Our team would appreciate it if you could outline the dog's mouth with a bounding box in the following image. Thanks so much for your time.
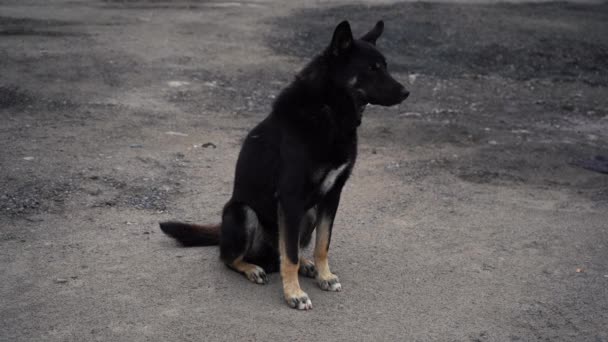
[368,87,410,106]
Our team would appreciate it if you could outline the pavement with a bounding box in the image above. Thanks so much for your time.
[1,0,607,341]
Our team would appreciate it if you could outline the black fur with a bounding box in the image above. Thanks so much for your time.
[160,19,409,291]
[159,222,220,246]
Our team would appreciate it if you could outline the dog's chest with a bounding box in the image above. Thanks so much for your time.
[315,163,350,195]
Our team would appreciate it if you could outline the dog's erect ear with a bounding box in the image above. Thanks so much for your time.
[360,20,384,45]
[330,20,354,56]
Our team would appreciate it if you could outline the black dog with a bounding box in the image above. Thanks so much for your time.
[160,20,409,310]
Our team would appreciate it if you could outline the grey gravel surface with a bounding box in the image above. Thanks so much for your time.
[1,1,607,341]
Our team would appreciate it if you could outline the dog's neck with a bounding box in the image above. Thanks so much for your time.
[295,55,364,128]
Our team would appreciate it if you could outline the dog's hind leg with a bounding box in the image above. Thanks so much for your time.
[220,202,268,284]
[228,255,268,284]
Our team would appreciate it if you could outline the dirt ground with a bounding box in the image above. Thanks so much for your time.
[1,0,607,341]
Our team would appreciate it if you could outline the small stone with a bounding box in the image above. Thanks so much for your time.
[55,278,68,284]
[23,156,34,161]
[488,140,498,145]
[202,142,217,148]
[88,189,102,196]
[561,103,575,111]
[167,81,190,87]
[165,131,188,137]
[399,112,421,118]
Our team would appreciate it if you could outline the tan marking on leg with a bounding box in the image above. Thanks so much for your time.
[280,256,302,299]
[278,209,312,309]
[314,216,341,291]
[229,256,267,284]
[314,216,331,278]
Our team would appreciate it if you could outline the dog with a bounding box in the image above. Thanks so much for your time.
[160,20,409,310]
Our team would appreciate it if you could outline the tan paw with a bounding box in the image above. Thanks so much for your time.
[244,266,268,284]
[285,291,313,310]
[317,274,341,292]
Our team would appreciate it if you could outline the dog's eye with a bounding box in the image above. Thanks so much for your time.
[369,63,381,71]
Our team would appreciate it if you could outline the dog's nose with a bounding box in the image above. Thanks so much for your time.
[400,87,410,100]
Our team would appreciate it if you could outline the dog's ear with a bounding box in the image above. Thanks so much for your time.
[360,20,384,45]
[330,20,354,56]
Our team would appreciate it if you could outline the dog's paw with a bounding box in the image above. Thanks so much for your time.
[317,274,341,292]
[285,292,313,310]
[299,259,318,278]
[244,266,268,285]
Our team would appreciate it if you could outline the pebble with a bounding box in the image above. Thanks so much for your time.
[55,278,68,284]
[165,131,188,137]
[167,81,190,87]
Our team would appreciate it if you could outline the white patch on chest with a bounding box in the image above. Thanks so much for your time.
[319,163,349,195]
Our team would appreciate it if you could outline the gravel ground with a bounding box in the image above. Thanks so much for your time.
[1,0,607,341]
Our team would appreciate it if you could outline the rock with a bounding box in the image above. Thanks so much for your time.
[55,278,68,284]
[165,131,188,137]
[561,103,575,111]
[167,81,190,87]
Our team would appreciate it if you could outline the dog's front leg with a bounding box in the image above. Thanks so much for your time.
[278,202,312,310]
[315,185,343,292]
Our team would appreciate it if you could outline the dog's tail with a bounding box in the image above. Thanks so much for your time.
[159,222,220,246]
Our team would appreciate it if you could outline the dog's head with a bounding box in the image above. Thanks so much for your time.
[326,20,409,107]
